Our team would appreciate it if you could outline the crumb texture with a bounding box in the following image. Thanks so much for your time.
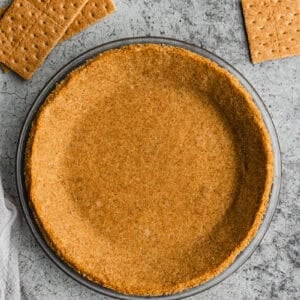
[26,44,274,296]
[0,6,7,18]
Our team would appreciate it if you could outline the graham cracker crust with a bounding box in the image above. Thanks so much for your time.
[25,44,274,296]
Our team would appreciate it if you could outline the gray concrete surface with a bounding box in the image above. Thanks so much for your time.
[0,0,299,299]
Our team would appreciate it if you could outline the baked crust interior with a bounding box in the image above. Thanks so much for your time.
[26,44,274,296]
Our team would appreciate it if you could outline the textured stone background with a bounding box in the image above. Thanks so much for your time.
[0,0,299,299]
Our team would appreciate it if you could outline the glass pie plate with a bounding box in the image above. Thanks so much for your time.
[16,37,281,299]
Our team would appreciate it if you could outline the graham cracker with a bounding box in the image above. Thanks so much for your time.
[0,6,9,74]
[0,0,89,79]
[0,0,115,74]
[242,0,300,63]
[62,0,116,41]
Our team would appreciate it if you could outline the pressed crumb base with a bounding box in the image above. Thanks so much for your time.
[26,44,274,296]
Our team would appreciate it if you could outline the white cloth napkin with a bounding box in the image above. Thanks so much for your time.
[0,176,20,300]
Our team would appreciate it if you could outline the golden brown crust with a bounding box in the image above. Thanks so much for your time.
[26,44,274,295]
[0,6,7,18]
